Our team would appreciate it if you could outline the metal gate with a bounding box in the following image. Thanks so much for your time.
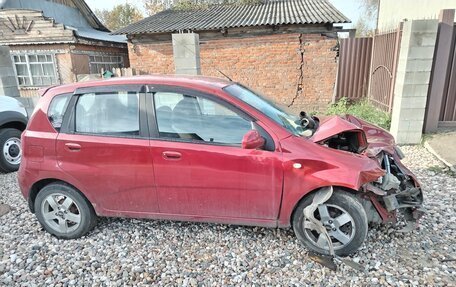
[368,23,403,113]
[438,24,456,126]
[335,37,373,101]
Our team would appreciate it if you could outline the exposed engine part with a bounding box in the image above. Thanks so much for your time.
[299,111,319,130]
[365,183,387,196]
[381,174,401,191]
[359,196,383,223]
[321,131,367,154]
[296,111,320,137]
[383,187,423,211]
[383,194,399,211]
[365,152,425,230]
[380,155,401,191]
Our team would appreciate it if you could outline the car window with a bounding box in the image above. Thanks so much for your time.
[224,84,305,136]
[154,92,252,145]
[48,93,71,131]
[75,92,139,136]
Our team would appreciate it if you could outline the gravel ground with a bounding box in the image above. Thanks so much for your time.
[1,145,455,286]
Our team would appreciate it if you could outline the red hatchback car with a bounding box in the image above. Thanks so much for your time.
[18,75,424,256]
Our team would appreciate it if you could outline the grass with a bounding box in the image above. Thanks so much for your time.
[326,98,391,130]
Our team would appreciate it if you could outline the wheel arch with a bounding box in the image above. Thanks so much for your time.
[289,185,359,227]
[0,121,27,132]
[28,178,94,213]
[0,111,28,131]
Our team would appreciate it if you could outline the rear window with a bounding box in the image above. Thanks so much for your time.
[48,93,71,131]
[75,92,139,136]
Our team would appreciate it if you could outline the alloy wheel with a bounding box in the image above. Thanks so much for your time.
[303,204,356,250]
[40,193,81,233]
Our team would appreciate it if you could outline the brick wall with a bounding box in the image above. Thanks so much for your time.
[129,42,174,75]
[128,33,338,112]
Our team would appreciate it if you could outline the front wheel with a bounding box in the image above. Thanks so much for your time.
[292,190,368,256]
[34,183,97,239]
[0,128,22,173]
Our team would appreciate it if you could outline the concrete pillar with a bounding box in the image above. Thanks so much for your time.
[0,46,20,98]
[390,19,439,144]
[172,33,201,75]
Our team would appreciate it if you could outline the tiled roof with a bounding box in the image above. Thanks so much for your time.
[113,0,350,35]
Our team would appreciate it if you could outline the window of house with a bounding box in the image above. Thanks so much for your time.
[89,55,123,74]
[13,54,57,87]
[154,92,252,145]
[75,92,139,136]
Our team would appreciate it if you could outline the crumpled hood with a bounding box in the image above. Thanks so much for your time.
[311,114,396,156]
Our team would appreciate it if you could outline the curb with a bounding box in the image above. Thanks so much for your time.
[424,141,456,172]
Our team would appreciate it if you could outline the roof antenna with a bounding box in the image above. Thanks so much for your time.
[215,69,233,82]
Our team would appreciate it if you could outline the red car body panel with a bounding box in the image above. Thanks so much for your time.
[55,133,158,213]
[310,115,364,143]
[18,75,405,229]
[277,135,385,226]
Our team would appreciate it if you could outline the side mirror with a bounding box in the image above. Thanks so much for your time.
[242,130,265,150]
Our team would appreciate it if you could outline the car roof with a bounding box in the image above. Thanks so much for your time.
[44,74,234,97]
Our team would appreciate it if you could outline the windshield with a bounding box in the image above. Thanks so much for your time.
[224,84,306,136]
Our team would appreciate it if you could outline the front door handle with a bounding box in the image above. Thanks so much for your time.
[65,143,81,152]
[162,151,182,160]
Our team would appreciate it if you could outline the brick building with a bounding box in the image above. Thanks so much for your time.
[114,0,349,112]
[0,0,128,99]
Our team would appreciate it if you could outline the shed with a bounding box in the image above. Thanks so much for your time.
[114,0,349,111]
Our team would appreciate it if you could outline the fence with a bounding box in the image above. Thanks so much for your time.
[439,25,456,126]
[438,23,456,125]
[368,23,403,113]
[335,24,402,112]
[424,10,456,131]
[335,37,373,101]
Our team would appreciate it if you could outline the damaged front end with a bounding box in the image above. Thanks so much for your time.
[363,150,425,230]
[310,114,425,230]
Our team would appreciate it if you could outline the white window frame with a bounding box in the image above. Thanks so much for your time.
[11,53,58,87]
[89,55,123,74]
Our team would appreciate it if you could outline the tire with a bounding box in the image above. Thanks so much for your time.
[0,128,22,173]
[34,183,97,239]
[292,190,368,256]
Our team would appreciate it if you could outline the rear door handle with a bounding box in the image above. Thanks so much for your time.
[65,143,81,152]
[162,151,182,160]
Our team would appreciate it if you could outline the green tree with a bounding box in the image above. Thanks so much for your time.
[95,3,144,31]
[355,17,375,37]
[143,0,169,16]
[355,0,379,36]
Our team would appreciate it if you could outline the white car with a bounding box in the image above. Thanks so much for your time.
[0,96,28,172]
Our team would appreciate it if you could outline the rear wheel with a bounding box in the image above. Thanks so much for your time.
[0,128,22,173]
[34,183,97,239]
[292,190,368,256]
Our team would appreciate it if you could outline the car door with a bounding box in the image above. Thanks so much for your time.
[147,87,283,222]
[56,85,159,214]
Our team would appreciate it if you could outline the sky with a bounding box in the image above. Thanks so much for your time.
[85,0,364,29]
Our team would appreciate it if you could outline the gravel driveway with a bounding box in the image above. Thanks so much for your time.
[1,146,455,286]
